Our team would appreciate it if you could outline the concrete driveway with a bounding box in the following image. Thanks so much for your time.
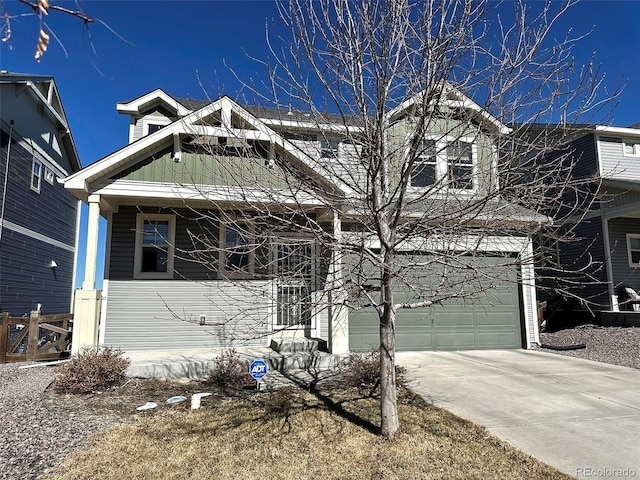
[397,350,640,479]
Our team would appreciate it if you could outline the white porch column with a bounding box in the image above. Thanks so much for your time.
[328,211,349,354]
[82,195,101,290]
[72,194,102,354]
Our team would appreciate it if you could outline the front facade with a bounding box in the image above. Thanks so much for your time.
[538,126,640,314]
[65,88,543,355]
[0,73,81,316]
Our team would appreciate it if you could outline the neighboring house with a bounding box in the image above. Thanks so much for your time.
[536,125,640,316]
[0,72,81,316]
[64,88,544,355]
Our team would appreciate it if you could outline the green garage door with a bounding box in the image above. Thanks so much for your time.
[348,256,522,351]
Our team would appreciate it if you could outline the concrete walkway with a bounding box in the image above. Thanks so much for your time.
[397,350,640,479]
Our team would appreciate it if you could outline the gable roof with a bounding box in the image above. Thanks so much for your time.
[387,84,511,135]
[64,95,351,201]
[0,71,81,173]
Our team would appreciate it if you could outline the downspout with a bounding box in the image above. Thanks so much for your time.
[0,120,15,246]
[70,199,82,313]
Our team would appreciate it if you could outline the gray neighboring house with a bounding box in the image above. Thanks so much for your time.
[64,88,544,355]
[0,72,82,316]
[537,124,640,317]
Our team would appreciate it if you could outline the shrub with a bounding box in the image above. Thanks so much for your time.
[53,346,130,394]
[261,386,299,417]
[205,349,252,389]
[343,351,406,390]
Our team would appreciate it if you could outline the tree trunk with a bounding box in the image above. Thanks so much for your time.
[379,268,400,439]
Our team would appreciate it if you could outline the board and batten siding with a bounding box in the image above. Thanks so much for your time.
[598,136,640,180]
[103,280,275,351]
[607,217,640,293]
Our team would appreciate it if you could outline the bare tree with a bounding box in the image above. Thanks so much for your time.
[119,0,618,439]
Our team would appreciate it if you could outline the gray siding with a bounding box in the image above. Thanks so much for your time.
[0,128,78,315]
[607,217,640,293]
[557,219,609,308]
[0,229,75,315]
[103,280,274,351]
[599,136,640,180]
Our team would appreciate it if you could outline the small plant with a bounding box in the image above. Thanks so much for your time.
[53,346,130,394]
[205,349,252,389]
[343,351,406,391]
[261,386,303,417]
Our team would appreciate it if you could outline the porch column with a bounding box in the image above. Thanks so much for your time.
[82,195,101,290]
[328,210,349,354]
[72,194,102,354]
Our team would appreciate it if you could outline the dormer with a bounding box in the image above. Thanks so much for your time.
[116,89,194,144]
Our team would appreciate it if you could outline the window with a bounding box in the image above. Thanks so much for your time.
[410,137,476,190]
[134,214,175,279]
[411,140,437,187]
[447,141,474,190]
[627,234,640,267]
[623,142,640,156]
[44,167,55,185]
[220,221,254,278]
[320,137,341,159]
[30,160,42,193]
[147,124,164,134]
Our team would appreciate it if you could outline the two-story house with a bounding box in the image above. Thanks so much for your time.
[0,72,81,316]
[64,87,545,355]
[536,124,640,323]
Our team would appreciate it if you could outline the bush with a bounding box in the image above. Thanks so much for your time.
[54,346,130,394]
[205,349,252,389]
[261,386,299,417]
[343,351,406,390]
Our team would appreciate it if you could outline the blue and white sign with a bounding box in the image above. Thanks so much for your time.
[249,359,268,380]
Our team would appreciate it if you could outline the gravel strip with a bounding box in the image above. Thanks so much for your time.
[0,363,120,480]
[538,325,640,369]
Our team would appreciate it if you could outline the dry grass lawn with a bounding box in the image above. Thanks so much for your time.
[49,386,573,480]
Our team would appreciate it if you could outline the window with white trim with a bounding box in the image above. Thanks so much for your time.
[134,214,175,279]
[623,141,640,156]
[31,159,42,193]
[220,221,255,278]
[44,167,55,185]
[410,137,476,190]
[627,234,640,267]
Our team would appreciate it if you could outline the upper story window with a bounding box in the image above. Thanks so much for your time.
[44,167,55,185]
[623,141,640,156]
[134,214,175,279]
[320,137,341,159]
[147,124,164,134]
[627,234,640,267]
[31,159,42,193]
[220,220,255,278]
[411,137,476,191]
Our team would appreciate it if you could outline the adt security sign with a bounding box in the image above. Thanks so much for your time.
[249,359,268,380]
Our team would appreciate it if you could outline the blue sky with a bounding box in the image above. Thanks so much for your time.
[1,0,639,288]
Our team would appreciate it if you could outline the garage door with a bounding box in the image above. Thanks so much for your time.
[348,256,522,351]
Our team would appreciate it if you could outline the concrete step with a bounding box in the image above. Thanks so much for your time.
[269,337,328,353]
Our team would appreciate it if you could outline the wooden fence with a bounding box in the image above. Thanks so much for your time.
[0,311,72,364]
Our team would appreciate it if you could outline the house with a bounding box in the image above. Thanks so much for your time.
[64,87,545,355]
[0,72,81,316]
[535,124,640,321]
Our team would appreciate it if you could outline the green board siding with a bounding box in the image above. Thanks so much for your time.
[349,257,522,351]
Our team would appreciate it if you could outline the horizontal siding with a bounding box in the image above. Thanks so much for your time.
[607,217,640,293]
[556,219,610,308]
[0,229,74,315]
[599,136,640,180]
[603,186,640,210]
[0,130,78,246]
[569,134,598,178]
[103,280,275,351]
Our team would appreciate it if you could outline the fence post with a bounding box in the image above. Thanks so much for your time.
[0,312,8,364]
[26,311,40,362]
